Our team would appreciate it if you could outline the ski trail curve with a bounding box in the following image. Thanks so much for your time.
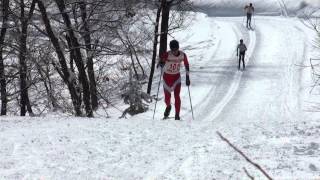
[206,29,256,121]
[144,20,258,179]
[193,20,257,123]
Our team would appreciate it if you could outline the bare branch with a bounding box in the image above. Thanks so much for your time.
[243,167,255,180]
[216,131,273,180]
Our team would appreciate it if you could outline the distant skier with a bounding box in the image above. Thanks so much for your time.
[237,39,247,70]
[158,40,190,120]
[244,3,254,28]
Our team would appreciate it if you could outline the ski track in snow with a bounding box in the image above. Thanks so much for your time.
[1,15,320,179]
[202,21,256,122]
[145,17,317,179]
[144,18,258,179]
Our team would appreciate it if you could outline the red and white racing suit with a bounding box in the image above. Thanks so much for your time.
[160,50,189,115]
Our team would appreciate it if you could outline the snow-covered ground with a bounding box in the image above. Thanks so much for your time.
[194,0,320,16]
[1,2,320,180]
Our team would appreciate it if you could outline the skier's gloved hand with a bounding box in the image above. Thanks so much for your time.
[157,61,165,69]
[186,75,190,86]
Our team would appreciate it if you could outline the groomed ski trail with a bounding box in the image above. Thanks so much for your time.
[144,18,257,178]
[145,16,312,179]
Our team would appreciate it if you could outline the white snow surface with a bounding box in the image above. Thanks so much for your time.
[1,5,320,180]
[193,0,320,16]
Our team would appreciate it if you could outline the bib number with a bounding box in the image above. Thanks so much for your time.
[167,63,180,73]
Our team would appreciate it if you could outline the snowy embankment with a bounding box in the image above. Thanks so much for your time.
[1,4,320,180]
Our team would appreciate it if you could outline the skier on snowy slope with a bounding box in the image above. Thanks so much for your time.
[244,3,254,28]
[158,40,190,120]
[237,39,247,70]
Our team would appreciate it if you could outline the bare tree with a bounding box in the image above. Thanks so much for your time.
[33,0,134,116]
[17,0,36,116]
[36,0,84,116]
[1,0,192,117]
[54,0,93,117]
[0,0,9,115]
[147,0,162,95]
[79,1,98,110]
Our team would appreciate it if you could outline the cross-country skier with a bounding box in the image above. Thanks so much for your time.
[237,39,247,70]
[244,3,254,28]
[158,40,190,120]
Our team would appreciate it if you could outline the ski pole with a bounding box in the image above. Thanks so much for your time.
[152,68,163,120]
[187,86,194,120]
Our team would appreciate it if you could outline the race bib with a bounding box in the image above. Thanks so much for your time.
[164,51,184,74]
[166,62,181,74]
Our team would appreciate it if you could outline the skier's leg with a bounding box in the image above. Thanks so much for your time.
[162,75,172,108]
[163,75,173,118]
[246,14,249,27]
[163,89,172,117]
[242,53,246,69]
[174,83,181,118]
[164,89,171,107]
[238,55,241,70]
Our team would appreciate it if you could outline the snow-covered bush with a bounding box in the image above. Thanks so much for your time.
[120,68,151,118]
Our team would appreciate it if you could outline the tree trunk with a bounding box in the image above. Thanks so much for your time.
[55,0,93,117]
[0,49,7,116]
[147,4,162,94]
[65,34,83,109]
[0,0,9,115]
[80,1,98,110]
[36,0,82,116]
[19,0,35,116]
[159,0,171,56]
[66,35,75,73]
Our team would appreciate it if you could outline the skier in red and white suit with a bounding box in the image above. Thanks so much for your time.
[158,40,190,120]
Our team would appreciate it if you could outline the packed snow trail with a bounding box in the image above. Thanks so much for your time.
[144,16,317,179]
[1,15,319,179]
